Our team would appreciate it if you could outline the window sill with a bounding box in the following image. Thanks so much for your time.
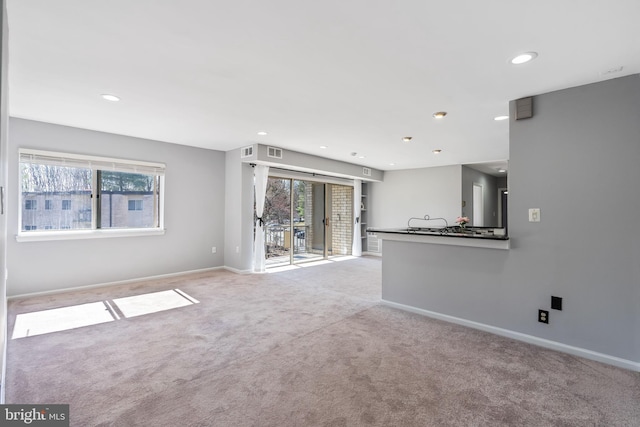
[16,228,166,242]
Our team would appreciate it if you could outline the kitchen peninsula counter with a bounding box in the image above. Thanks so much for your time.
[367,228,510,250]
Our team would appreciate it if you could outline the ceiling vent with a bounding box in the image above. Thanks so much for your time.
[267,146,283,159]
[240,146,253,158]
[515,97,533,120]
[362,167,372,177]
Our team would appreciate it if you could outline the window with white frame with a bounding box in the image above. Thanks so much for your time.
[19,149,165,236]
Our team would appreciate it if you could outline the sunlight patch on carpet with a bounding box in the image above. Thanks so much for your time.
[112,289,199,318]
[298,260,333,267]
[266,256,358,272]
[12,301,116,339]
[11,289,199,339]
[267,265,301,273]
[330,256,357,262]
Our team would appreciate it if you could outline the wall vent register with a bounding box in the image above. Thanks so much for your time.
[267,146,283,159]
[515,97,533,120]
[241,146,254,158]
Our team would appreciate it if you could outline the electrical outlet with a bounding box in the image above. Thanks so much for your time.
[538,309,549,324]
[212,247,217,254]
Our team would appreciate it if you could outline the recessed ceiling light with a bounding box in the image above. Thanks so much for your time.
[358,155,366,159]
[432,112,447,119]
[257,131,268,136]
[101,94,120,102]
[389,163,395,166]
[494,115,509,121]
[402,136,413,142]
[497,168,507,173]
[432,149,442,154]
[510,52,538,65]
[320,145,327,149]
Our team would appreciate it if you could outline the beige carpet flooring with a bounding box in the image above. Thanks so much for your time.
[6,256,640,426]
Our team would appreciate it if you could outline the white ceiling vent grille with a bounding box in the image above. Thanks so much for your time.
[240,146,253,158]
[362,167,372,177]
[267,146,283,159]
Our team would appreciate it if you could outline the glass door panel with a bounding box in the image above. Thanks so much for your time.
[264,177,291,267]
[293,180,325,264]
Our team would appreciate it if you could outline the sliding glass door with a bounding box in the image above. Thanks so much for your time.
[292,180,325,264]
[263,177,352,268]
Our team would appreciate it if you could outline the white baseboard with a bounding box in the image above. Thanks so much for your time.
[223,266,253,274]
[382,299,640,372]
[362,251,382,257]
[8,266,225,300]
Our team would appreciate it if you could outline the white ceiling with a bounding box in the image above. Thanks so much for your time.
[7,1,640,171]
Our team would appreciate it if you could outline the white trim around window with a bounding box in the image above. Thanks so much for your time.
[16,227,166,242]
[17,148,166,242]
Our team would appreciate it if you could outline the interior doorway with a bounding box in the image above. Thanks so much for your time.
[262,177,353,267]
[473,183,484,226]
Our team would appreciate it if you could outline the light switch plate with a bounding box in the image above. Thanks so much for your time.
[529,208,540,222]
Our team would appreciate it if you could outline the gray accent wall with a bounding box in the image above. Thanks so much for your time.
[7,118,226,296]
[380,74,640,363]
[507,74,639,363]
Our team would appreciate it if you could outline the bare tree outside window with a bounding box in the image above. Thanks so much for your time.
[20,163,92,231]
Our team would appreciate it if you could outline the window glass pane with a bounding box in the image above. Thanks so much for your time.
[127,200,143,211]
[20,163,92,231]
[99,171,158,229]
[264,177,291,266]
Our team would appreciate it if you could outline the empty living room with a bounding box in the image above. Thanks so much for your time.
[0,1,639,426]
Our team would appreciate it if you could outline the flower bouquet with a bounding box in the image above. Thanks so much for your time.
[455,216,470,230]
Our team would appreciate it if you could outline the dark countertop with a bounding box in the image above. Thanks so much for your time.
[367,227,509,241]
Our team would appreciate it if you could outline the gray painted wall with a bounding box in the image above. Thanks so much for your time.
[7,118,226,296]
[507,74,639,363]
[380,74,640,363]
[0,0,9,401]
[369,165,461,229]
[224,148,254,272]
[253,144,384,182]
